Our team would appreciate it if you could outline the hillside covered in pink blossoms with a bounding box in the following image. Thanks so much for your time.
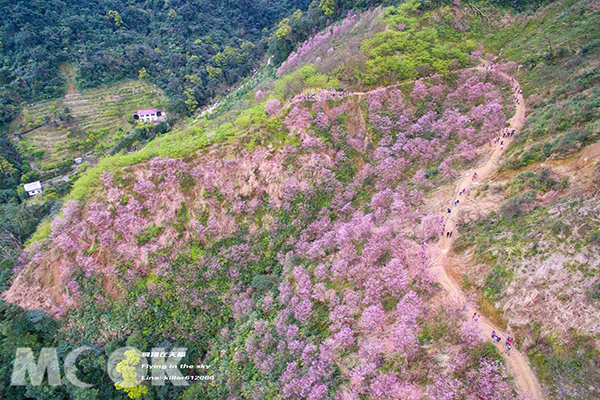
[6,62,526,398]
[8,0,599,398]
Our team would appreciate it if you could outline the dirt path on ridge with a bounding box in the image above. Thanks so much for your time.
[431,65,544,399]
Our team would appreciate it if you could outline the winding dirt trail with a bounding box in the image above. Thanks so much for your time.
[194,63,544,397]
[433,65,544,399]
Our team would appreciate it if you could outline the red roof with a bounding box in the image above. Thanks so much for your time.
[137,108,158,115]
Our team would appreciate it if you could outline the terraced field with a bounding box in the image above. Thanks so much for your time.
[11,79,166,168]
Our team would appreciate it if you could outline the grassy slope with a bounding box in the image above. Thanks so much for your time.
[479,0,600,169]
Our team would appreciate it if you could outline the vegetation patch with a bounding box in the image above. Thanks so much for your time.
[11,80,165,169]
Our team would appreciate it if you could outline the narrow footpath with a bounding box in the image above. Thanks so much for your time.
[433,64,544,399]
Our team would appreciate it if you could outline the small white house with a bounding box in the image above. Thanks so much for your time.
[24,181,43,197]
[134,108,166,124]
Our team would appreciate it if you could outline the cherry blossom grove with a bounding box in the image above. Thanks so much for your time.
[4,69,526,399]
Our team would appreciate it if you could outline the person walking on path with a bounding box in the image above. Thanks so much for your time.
[491,330,501,342]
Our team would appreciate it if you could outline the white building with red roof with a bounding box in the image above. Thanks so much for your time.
[134,108,166,124]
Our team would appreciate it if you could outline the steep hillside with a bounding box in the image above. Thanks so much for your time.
[1,1,598,399]
[445,1,600,398]
[1,3,537,398]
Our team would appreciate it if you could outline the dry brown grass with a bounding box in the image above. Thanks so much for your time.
[477,295,509,330]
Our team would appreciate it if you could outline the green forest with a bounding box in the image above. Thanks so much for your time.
[0,0,312,123]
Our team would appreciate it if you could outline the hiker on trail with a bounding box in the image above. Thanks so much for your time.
[446,231,450,237]
[450,231,453,237]
[492,331,501,342]
[473,172,478,179]
[505,338,512,355]
[454,200,459,206]
[447,208,451,213]
[472,312,479,321]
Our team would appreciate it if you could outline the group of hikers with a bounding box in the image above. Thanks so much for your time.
[502,128,517,138]
[443,185,470,229]
[444,120,515,222]
[514,83,523,105]
[467,316,517,356]
[492,330,516,356]
[494,128,517,149]
[437,63,523,361]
